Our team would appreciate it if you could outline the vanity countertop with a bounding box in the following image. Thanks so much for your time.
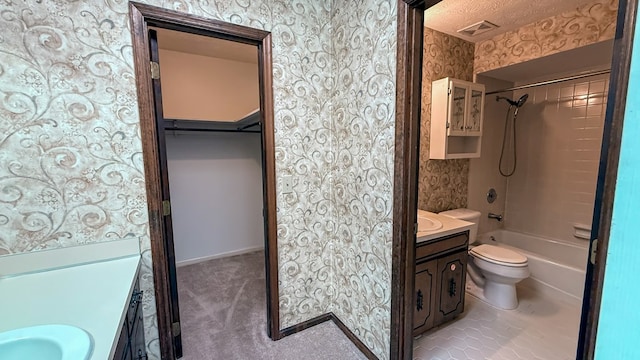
[0,239,141,360]
[416,210,473,243]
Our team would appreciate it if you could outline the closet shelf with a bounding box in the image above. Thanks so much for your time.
[163,109,261,133]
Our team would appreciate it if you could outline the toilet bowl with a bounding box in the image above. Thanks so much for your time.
[439,209,530,310]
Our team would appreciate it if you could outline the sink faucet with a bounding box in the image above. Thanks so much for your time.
[488,212,503,221]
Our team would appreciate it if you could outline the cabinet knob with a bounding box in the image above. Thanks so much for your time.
[416,290,424,311]
[137,349,148,360]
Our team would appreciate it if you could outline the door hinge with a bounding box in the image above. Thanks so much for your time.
[172,321,181,337]
[590,238,598,265]
[162,200,171,216]
[150,61,160,79]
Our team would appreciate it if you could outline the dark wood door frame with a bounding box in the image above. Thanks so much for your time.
[129,3,279,359]
[578,0,637,358]
[391,1,637,359]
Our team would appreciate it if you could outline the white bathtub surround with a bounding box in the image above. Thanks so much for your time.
[414,283,581,360]
[505,77,608,246]
[479,230,588,301]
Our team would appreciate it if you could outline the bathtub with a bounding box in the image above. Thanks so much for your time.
[478,230,589,301]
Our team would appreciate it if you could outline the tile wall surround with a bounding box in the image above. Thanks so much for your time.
[503,75,608,246]
[474,0,618,74]
[467,76,511,236]
[418,28,475,213]
[0,1,397,359]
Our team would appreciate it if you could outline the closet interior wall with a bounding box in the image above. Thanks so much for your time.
[157,29,264,266]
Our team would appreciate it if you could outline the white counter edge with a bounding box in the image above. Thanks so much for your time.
[0,238,140,277]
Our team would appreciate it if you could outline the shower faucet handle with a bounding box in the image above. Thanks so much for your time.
[488,213,503,222]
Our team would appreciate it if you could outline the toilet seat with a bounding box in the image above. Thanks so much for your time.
[470,244,528,267]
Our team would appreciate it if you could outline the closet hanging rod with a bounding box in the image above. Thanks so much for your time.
[485,69,611,95]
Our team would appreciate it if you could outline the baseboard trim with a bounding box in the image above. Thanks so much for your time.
[329,313,378,360]
[279,313,332,337]
[278,312,378,359]
[176,246,263,267]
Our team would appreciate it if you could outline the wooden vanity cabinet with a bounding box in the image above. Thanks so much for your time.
[113,277,147,360]
[413,261,437,332]
[414,231,468,336]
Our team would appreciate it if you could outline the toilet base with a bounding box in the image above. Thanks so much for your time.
[484,281,518,310]
[466,276,519,310]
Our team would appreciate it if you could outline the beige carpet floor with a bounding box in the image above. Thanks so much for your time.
[176,251,367,360]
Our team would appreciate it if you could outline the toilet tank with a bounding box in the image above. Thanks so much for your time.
[439,208,481,244]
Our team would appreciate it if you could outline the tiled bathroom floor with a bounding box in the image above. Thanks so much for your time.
[413,281,582,360]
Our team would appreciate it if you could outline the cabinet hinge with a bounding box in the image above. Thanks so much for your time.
[150,61,160,79]
[162,200,171,216]
[590,238,598,265]
[172,321,181,337]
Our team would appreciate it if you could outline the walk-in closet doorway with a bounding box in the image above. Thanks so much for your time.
[130,3,279,359]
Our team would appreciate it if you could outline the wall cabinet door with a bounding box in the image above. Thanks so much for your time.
[434,251,467,326]
[413,260,437,335]
[448,83,468,136]
[444,79,485,137]
[466,84,484,135]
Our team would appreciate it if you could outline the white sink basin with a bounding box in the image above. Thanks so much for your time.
[418,215,443,232]
[0,325,93,360]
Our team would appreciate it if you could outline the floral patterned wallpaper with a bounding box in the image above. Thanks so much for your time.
[418,28,474,213]
[0,1,397,359]
[330,1,397,358]
[474,0,618,74]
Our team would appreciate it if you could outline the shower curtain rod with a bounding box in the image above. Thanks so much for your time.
[485,69,611,95]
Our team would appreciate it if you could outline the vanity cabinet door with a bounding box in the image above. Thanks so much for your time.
[114,322,131,360]
[131,307,147,360]
[413,260,437,335]
[434,251,467,326]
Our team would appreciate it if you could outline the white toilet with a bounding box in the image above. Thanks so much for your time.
[439,208,530,310]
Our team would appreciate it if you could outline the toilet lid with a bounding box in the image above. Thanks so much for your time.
[470,244,528,266]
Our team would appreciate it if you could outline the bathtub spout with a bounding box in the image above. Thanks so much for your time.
[467,257,485,287]
[488,212,503,221]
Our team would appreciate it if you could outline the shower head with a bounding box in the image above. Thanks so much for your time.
[496,94,529,108]
[516,94,528,107]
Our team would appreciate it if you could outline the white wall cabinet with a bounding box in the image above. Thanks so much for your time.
[430,77,485,159]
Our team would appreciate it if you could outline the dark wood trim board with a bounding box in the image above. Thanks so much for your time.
[391,1,431,359]
[578,0,638,358]
[128,3,280,358]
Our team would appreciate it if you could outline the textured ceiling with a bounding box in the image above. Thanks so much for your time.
[424,0,599,42]
[154,27,257,64]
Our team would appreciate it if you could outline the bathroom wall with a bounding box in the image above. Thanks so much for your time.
[0,1,398,359]
[418,27,474,213]
[474,0,618,74]
[165,133,264,265]
[159,49,259,121]
[502,75,608,245]
[330,1,397,357]
[467,76,512,235]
